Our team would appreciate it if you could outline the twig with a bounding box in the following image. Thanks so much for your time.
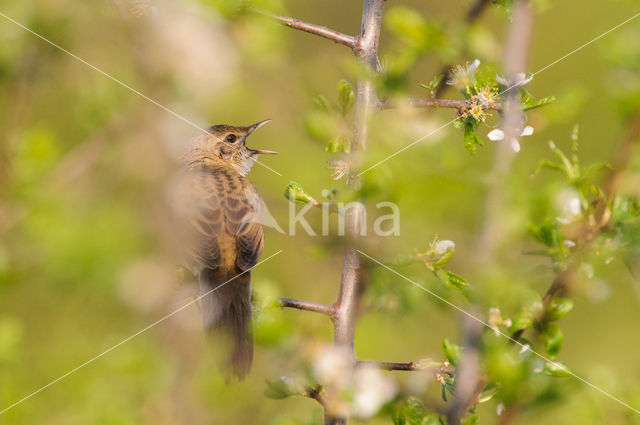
[358,360,420,371]
[358,360,455,374]
[303,384,328,407]
[377,98,503,113]
[280,297,334,316]
[446,316,485,425]
[251,7,356,49]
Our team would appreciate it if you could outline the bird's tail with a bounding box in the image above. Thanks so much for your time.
[198,268,253,380]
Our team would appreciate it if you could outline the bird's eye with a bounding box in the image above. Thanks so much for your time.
[225,134,237,143]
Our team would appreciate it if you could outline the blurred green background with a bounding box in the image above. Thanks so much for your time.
[1,0,639,424]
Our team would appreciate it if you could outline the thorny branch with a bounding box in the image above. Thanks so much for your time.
[266,1,386,424]
[251,7,356,49]
[358,360,455,374]
[280,298,334,316]
[377,97,503,113]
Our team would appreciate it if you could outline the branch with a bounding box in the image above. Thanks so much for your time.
[358,360,420,371]
[378,97,503,113]
[358,360,455,374]
[251,7,356,49]
[446,316,485,425]
[302,384,328,407]
[475,0,533,262]
[280,297,334,316]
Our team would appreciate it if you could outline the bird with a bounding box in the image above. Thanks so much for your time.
[169,119,277,379]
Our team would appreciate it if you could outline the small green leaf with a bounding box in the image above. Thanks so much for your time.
[312,94,331,112]
[546,298,573,321]
[529,220,561,249]
[325,137,343,153]
[421,74,444,94]
[542,361,572,377]
[264,377,297,399]
[477,383,499,403]
[337,80,355,116]
[461,415,479,425]
[510,309,534,332]
[284,181,317,205]
[541,323,563,357]
[523,95,556,111]
[463,123,483,155]
[393,397,428,425]
[436,269,469,290]
[442,339,462,365]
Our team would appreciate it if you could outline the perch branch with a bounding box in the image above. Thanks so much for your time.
[251,7,356,48]
[280,297,334,316]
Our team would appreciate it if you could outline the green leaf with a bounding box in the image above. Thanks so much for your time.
[312,94,331,112]
[393,397,428,425]
[442,339,462,365]
[463,123,483,155]
[264,377,297,399]
[337,80,355,116]
[546,298,573,321]
[511,309,534,332]
[325,137,343,153]
[541,323,563,357]
[284,181,317,205]
[523,95,556,111]
[421,74,444,94]
[461,416,479,425]
[542,361,572,377]
[435,269,469,290]
[529,220,561,249]
[477,383,499,403]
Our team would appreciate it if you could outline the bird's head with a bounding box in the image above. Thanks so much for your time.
[184,119,277,174]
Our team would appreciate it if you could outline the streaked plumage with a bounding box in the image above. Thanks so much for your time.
[169,121,276,379]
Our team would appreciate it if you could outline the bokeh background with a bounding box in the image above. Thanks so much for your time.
[1,0,639,424]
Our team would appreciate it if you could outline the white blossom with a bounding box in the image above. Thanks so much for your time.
[313,345,352,388]
[434,239,455,254]
[487,126,534,152]
[555,187,582,224]
[447,59,480,86]
[496,72,533,89]
[352,366,398,418]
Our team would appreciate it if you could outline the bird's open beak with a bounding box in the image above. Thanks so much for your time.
[246,119,278,155]
[246,119,272,135]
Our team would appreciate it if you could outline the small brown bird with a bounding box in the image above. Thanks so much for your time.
[169,120,276,379]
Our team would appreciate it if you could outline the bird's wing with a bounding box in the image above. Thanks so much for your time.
[169,169,224,271]
[226,182,265,271]
[170,168,265,272]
